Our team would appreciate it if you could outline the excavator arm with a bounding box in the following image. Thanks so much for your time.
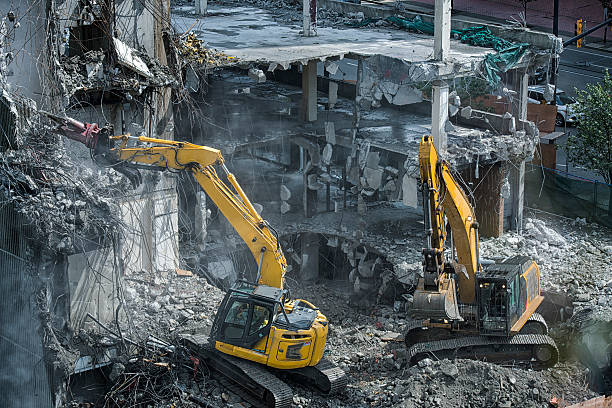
[413,135,481,320]
[109,134,287,289]
[418,136,480,304]
[48,114,286,289]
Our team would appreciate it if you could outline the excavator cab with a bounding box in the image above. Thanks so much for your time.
[477,256,544,336]
[211,281,329,370]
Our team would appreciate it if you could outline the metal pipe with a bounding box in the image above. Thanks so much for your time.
[255,248,266,283]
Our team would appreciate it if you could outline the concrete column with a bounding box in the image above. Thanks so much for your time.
[514,69,529,126]
[302,148,318,218]
[431,80,449,156]
[303,0,316,36]
[194,191,207,244]
[352,58,363,142]
[434,0,451,61]
[301,60,318,122]
[510,160,525,233]
[300,232,320,281]
[510,69,528,233]
[195,0,207,15]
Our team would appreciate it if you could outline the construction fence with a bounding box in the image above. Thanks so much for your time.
[525,164,612,228]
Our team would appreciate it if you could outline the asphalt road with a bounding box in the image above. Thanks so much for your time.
[556,46,612,97]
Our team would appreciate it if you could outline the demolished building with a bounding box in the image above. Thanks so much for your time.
[0,0,611,406]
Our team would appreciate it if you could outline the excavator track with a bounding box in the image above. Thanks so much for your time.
[181,338,347,407]
[522,313,548,334]
[284,357,348,395]
[187,342,293,408]
[407,333,559,369]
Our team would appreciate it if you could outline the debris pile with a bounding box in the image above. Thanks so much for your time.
[177,32,237,67]
[0,99,121,252]
[480,215,612,303]
[57,46,177,99]
[122,268,224,342]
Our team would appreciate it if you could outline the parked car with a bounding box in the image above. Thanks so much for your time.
[527,85,580,126]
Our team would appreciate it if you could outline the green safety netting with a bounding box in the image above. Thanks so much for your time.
[348,15,530,87]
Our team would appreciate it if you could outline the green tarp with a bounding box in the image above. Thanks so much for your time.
[349,15,530,87]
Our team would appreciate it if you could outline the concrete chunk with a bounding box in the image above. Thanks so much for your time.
[365,151,380,169]
[364,166,384,190]
[248,68,266,83]
[322,143,333,165]
[402,175,418,208]
[392,85,422,105]
[461,106,472,119]
[325,121,336,144]
[280,201,291,214]
[280,185,291,201]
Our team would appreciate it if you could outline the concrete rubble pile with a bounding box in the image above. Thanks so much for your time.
[0,99,122,252]
[115,259,605,407]
[480,215,612,304]
[57,46,177,99]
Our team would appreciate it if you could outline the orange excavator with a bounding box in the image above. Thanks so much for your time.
[405,135,558,368]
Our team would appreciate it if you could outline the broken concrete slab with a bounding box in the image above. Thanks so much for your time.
[364,166,384,190]
[248,67,266,83]
[113,37,153,78]
[280,185,292,201]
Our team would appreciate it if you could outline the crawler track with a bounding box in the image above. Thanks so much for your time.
[202,345,293,408]
[407,333,559,369]
[285,357,348,395]
[181,338,347,407]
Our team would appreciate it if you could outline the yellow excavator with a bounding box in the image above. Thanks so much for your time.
[405,135,558,367]
[47,114,347,407]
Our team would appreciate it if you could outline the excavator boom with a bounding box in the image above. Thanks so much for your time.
[108,134,287,289]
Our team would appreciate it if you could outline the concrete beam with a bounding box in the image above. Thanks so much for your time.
[432,80,449,157]
[301,60,318,122]
[434,0,451,61]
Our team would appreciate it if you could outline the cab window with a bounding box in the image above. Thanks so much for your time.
[249,305,271,336]
[223,300,250,339]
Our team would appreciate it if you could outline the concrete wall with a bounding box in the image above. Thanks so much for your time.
[0,0,45,101]
[120,178,179,275]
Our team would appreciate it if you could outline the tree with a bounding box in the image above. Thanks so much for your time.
[564,69,612,215]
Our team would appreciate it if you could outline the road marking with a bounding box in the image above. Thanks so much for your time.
[559,68,604,79]
[564,48,612,59]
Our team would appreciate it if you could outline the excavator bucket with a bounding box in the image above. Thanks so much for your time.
[411,278,462,321]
